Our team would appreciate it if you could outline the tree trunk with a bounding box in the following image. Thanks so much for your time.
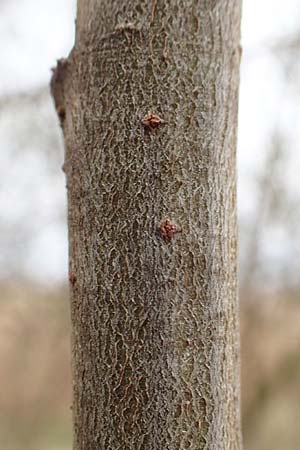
[51,1,243,449]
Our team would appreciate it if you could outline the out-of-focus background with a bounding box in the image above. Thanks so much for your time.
[1,1,300,449]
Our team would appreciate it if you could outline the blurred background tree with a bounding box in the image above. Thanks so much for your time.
[1,1,300,449]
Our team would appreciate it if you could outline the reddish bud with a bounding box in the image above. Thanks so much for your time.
[158,219,182,242]
[141,113,166,130]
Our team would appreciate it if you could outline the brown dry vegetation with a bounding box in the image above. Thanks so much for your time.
[0,283,72,450]
[0,283,300,450]
[241,289,300,450]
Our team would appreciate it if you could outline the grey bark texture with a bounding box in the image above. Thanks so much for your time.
[51,1,243,449]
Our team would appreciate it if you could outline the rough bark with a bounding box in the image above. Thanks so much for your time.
[51,1,243,449]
